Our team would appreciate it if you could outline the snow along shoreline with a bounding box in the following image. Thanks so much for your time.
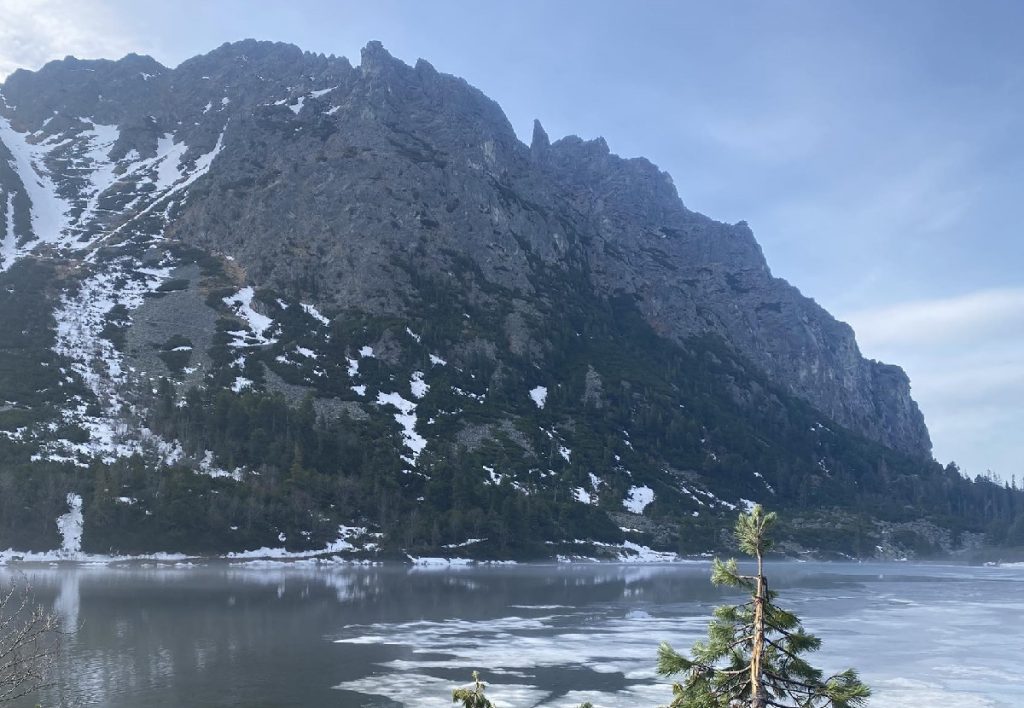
[1,494,699,567]
[0,543,704,568]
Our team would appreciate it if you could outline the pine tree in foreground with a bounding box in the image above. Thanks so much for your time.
[452,671,496,708]
[657,505,870,708]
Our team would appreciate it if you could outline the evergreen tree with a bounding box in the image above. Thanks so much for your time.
[452,671,495,708]
[658,505,870,708]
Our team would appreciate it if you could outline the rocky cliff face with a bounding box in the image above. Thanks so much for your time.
[532,130,931,456]
[40,39,924,456]
[0,40,954,558]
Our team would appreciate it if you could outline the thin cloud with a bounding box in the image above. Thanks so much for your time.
[0,0,141,80]
[844,287,1024,350]
[842,288,1024,478]
[703,111,828,163]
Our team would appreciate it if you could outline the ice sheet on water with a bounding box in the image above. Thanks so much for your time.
[331,598,702,706]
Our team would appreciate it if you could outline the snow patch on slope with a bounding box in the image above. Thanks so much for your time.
[1,110,228,269]
[103,128,226,243]
[154,133,189,189]
[376,392,426,464]
[623,485,655,514]
[198,450,244,481]
[39,259,187,465]
[529,386,547,409]
[557,539,681,563]
[0,114,72,249]
[410,371,429,399]
[301,302,330,326]
[56,493,83,556]
[226,526,370,560]
[77,121,121,226]
[223,287,278,347]
[0,192,15,271]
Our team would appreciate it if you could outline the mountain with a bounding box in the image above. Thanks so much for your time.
[0,40,1019,560]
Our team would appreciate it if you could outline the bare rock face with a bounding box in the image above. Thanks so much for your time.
[0,39,930,457]
[532,136,930,455]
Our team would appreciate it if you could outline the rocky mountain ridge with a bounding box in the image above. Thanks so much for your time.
[0,40,930,456]
[1,40,1011,561]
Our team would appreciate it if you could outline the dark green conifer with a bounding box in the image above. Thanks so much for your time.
[658,505,871,708]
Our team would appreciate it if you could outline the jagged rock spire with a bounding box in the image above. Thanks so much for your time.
[531,119,550,163]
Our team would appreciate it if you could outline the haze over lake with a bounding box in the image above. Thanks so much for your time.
[2,561,1020,707]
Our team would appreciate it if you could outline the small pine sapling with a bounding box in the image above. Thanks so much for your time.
[452,671,496,708]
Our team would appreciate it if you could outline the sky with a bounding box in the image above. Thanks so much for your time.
[1,0,1021,481]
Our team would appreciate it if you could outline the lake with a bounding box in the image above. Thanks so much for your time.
[1,561,1021,707]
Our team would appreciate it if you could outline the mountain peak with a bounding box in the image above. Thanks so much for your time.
[208,38,305,61]
[360,40,405,75]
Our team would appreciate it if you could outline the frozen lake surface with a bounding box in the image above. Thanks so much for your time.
[2,561,1021,706]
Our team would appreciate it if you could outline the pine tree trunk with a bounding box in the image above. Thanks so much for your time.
[750,553,768,708]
